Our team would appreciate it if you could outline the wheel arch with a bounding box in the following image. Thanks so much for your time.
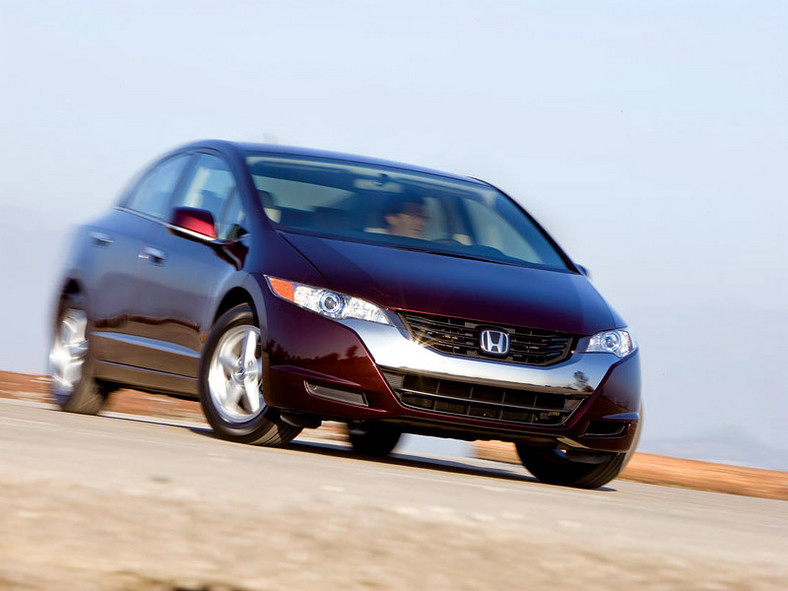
[59,277,83,299]
[213,286,257,323]
[211,274,270,331]
[52,277,90,330]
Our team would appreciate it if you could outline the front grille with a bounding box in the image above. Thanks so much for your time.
[400,312,574,366]
[382,370,585,427]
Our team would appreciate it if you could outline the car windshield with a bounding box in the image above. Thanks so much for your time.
[245,153,570,270]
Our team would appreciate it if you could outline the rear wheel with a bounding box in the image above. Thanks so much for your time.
[347,422,402,456]
[48,296,109,414]
[199,304,301,446]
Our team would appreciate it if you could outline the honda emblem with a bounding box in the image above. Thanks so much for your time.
[480,329,510,356]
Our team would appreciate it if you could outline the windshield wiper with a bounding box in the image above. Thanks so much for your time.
[394,245,519,267]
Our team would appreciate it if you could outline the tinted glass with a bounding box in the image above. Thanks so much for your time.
[174,154,246,240]
[126,155,191,219]
[245,154,569,270]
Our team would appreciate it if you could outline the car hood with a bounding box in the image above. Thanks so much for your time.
[282,233,620,336]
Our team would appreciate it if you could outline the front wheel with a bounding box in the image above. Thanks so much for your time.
[515,445,627,489]
[517,405,643,489]
[199,304,301,446]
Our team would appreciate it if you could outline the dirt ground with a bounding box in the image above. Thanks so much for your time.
[1,371,786,501]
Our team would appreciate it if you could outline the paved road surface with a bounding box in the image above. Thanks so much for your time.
[1,398,786,590]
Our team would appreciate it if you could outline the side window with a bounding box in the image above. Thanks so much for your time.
[174,154,246,240]
[126,155,191,219]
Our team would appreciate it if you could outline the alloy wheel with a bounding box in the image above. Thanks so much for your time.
[208,324,265,423]
[49,309,88,398]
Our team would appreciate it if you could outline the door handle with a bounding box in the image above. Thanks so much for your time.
[90,231,113,246]
[139,246,167,265]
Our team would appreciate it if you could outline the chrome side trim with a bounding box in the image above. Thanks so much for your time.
[91,331,201,359]
[339,319,619,393]
[98,359,199,380]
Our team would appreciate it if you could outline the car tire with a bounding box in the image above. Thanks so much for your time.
[199,303,301,446]
[515,445,626,489]
[347,421,402,456]
[49,295,109,414]
[516,407,643,489]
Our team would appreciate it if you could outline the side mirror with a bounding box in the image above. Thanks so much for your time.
[171,207,217,240]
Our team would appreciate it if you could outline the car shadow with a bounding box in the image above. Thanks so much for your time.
[189,426,617,492]
[95,411,616,492]
[294,437,536,481]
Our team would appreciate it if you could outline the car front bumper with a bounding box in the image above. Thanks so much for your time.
[262,295,641,453]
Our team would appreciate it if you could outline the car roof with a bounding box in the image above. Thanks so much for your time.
[177,139,490,187]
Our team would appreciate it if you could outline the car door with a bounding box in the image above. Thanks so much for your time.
[88,153,194,371]
[132,152,249,382]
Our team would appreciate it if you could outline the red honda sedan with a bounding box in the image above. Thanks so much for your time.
[49,140,641,488]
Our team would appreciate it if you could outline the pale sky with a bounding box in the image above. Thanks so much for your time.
[1,1,786,465]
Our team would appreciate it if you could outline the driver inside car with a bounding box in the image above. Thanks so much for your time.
[384,194,427,239]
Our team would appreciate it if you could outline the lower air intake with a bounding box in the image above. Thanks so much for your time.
[382,370,585,427]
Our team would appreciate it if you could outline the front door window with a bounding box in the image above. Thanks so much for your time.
[173,154,246,240]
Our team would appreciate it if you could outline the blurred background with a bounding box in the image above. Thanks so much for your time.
[0,0,785,469]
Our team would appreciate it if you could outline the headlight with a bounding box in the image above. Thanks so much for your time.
[582,328,636,358]
[265,276,391,325]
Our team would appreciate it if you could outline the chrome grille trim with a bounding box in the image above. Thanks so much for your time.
[400,312,575,366]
